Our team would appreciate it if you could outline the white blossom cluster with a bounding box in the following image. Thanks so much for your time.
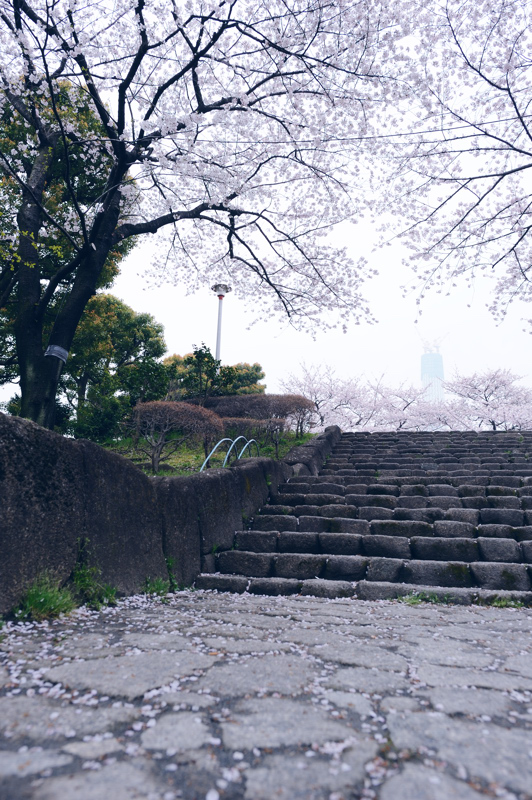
[0,0,402,330]
[365,0,532,322]
[3,0,530,335]
[282,364,532,431]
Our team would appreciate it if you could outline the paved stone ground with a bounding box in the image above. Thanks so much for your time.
[1,592,532,800]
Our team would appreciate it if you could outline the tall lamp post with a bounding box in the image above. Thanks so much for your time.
[211,284,232,362]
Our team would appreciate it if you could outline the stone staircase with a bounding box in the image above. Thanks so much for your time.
[195,431,532,604]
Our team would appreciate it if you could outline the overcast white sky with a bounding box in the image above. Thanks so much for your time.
[2,218,529,405]
[110,223,532,393]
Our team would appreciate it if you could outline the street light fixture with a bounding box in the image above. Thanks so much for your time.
[211,284,232,362]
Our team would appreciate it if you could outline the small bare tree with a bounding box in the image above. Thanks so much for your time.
[131,401,223,473]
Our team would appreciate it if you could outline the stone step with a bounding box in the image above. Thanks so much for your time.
[342,449,532,455]
[235,530,532,562]
[273,491,530,510]
[194,573,355,598]
[350,456,518,464]
[320,468,532,478]
[285,475,532,490]
[194,573,532,605]
[252,513,532,538]
[199,431,532,601]
[258,503,532,526]
[214,550,532,591]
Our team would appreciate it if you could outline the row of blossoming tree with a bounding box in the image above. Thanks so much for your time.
[282,366,532,433]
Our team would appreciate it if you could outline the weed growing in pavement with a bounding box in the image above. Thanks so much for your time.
[143,576,171,597]
[398,591,452,606]
[165,556,179,592]
[73,561,117,610]
[14,575,76,621]
[396,591,528,610]
[484,597,525,609]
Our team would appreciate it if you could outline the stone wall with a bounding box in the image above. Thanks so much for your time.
[0,413,340,614]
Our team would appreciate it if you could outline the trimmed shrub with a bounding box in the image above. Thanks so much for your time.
[222,417,268,439]
[205,394,313,429]
[131,401,223,473]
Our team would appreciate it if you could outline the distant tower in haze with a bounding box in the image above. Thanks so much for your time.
[421,345,444,402]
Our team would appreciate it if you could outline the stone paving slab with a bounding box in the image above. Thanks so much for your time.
[1,591,531,800]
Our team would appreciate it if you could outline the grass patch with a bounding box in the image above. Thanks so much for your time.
[71,540,118,610]
[398,591,452,606]
[399,592,528,609]
[73,561,117,610]
[483,597,525,609]
[14,576,76,621]
[143,576,171,597]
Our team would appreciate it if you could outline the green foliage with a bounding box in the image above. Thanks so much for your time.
[106,430,314,475]
[204,393,315,456]
[4,293,169,440]
[14,576,76,621]
[73,387,128,442]
[165,557,179,592]
[225,362,267,395]
[5,394,72,434]
[0,84,117,281]
[484,597,525,609]
[398,591,452,605]
[255,432,314,461]
[61,294,168,440]
[143,576,171,596]
[72,557,117,610]
[165,344,265,405]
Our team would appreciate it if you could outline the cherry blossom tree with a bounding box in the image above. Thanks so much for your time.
[0,0,397,428]
[280,363,382,429]
[282,365,532,431]
[284,365,430,431]
[281,363,345,428]
[443,369,532,431]
[368,379,428,431]
[371,0,532,322]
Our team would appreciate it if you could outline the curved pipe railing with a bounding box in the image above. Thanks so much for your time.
[238,438,260,460]
[238,439,260,458]
[200,438,233,472]
[200,436,260,472]
[222,435,250,467]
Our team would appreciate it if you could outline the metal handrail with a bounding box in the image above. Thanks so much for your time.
[238,439,260,459]
[200,438,234,472]
[222,436,250,467]
[200,435,260,472]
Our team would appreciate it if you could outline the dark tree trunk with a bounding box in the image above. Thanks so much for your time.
[16,249,105,429]
[15,181,123,429]
[18,356,65,429]
[15,140,60,428]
